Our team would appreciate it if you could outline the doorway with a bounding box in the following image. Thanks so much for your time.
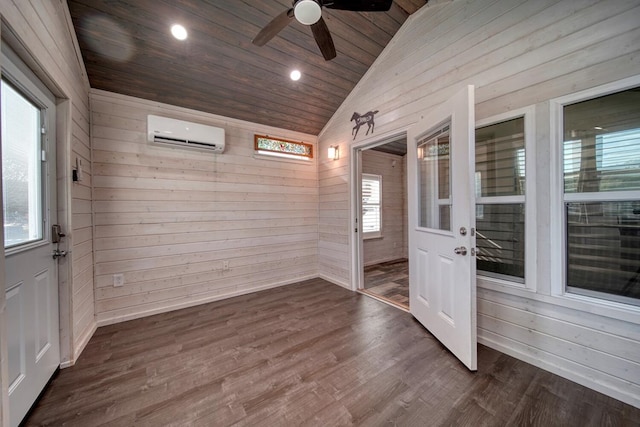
[354,135,409,311]
[352,86,477,371]
[2,41,60,427]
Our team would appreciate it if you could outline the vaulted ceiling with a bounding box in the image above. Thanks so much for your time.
[67,0,427,135]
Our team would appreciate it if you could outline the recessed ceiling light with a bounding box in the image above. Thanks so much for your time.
[171,24,188,40]
[290,70,301,81]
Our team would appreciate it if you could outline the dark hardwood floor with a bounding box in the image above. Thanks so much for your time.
[26,279,640,426]
[364,259,409,309]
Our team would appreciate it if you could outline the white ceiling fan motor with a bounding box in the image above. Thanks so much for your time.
[294,0,322,25]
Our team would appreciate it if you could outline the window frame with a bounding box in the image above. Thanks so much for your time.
[475,106,537,292]
[1,44,54,256]
[361,173,382,240]
[253,134,314,163]
[550,74,640,310]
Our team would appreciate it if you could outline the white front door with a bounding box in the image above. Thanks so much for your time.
[2,43,60,427]
[407,85,477,370]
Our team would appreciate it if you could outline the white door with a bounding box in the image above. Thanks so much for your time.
[407,85,477,370]
[2,43,60,427]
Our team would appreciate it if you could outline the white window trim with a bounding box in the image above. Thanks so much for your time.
[2,43,56,257]
[475,106,536,293]
[550,74,640,320]
[253,151,315,165]
[362,173,382,239]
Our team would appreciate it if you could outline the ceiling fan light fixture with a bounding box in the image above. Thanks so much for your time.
[294,0,322,25]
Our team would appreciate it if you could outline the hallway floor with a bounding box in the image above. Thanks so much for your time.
[363,259,409,309]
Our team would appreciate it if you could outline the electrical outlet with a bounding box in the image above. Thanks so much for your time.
[113,273,124,287]
[223,261,229,271]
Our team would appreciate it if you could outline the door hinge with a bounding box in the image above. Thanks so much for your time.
[41,149,47,162]
[41,126,46,135]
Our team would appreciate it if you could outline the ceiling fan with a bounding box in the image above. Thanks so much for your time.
[252,0,394,61]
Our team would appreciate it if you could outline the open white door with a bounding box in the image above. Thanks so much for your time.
[408,85,477,370]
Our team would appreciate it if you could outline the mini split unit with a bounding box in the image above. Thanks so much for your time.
[147,115,225,153]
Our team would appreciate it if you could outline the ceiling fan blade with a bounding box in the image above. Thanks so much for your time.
[311,17,336,61]
[322,0,393,12]
[252,8,294,46]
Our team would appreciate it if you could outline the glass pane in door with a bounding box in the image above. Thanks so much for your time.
[417,124,451,231]
[1,79,43,248]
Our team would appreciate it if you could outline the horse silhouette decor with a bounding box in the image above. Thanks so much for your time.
[351,110,379,140]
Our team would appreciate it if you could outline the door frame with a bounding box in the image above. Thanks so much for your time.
[350,129,409,293]
[1,27,75,377]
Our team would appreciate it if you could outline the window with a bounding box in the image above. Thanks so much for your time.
[254,134,313,161]
[417,125,451,231]
[362,173,382,238]
[1,79,44,248]
[562,86,640,305]
[475,117,526,282]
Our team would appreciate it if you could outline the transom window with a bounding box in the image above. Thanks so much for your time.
[254,134,313,160]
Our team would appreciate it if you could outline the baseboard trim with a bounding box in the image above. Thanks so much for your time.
[74,320,97,363]
[61,320,97,368]
[96,275,318,327]
[318,274,351,290]
[479,331,640,409]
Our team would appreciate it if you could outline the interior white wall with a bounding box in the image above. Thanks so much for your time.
[90,90,319,325]
[317,0,640,408]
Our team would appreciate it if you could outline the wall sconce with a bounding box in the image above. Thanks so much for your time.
[328,145,339,160]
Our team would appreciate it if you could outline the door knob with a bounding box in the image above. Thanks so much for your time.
[454,246,467,256]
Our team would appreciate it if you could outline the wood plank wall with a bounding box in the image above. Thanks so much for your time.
[361,150,406,266]
[317,0,640,408]
[318,146,350,287]
[90,90,318,325]
[0,1,94,368]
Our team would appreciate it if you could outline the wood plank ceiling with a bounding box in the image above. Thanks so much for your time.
[67,0,426,135]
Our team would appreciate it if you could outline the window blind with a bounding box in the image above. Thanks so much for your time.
[563,87,640,304]
[563,129,640,193]
[475,117,526,280]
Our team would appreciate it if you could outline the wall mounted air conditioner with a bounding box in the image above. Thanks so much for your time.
[147,115,225,153]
